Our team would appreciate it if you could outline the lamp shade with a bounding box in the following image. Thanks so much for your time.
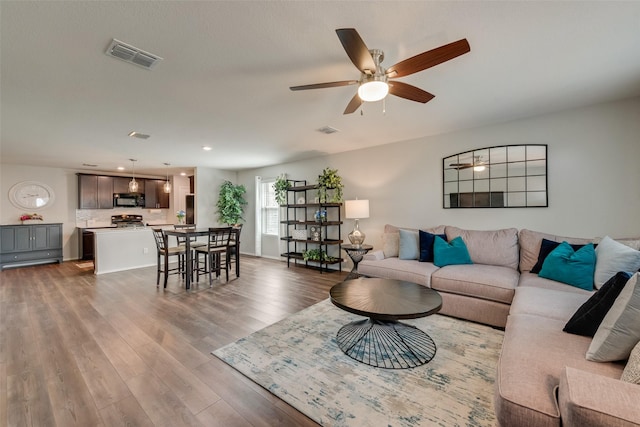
[345,199,370,219]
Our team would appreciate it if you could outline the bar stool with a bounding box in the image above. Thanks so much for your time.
[152,228,186,288]
[194,227,232,286]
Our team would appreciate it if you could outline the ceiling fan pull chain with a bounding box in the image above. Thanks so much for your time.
[383,98,386,114]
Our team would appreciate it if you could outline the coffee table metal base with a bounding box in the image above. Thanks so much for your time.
[336,318,437,369]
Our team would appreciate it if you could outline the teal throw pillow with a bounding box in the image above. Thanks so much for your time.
[398,229,419,260]
[538,242,596,291]
[433,236,473,267]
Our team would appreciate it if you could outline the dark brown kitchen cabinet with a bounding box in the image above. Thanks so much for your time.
[145,179,169,209]
[78,174,113,209]
[113,177,131,193]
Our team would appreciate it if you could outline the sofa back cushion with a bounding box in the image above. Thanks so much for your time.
[519,229,593,273]
[445,226,519,269]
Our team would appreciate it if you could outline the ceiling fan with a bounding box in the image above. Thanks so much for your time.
[289,28,470,114]
[449,156,487,171]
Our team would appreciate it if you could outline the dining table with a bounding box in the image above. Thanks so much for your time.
[163,227,210,290]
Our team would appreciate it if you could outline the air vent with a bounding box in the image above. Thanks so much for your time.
[317,126,339,134]
[106,39,162,70]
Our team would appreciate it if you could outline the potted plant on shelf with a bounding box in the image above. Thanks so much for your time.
[317,167,343,203]
[216,180,248,225]
[273,175,290,205]
[302,248,336,262]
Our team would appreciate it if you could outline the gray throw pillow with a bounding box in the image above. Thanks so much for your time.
[594,236,640,289]
[587,273,640,362]
[398,229,419,260]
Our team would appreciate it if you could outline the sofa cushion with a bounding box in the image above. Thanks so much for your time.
[563,272,632,337]
[594,236,640,289]
[558,367,640,427]
[538,242,596,291]
[431,264,518,304]
[518,272,594,295]
[357,258,439,287]
[446,226,519,269]
[519,229,593,273]
[496,314,624,427]
[621,341,640,384]
[510,286,590,322]
[587,272,640,362]
[418,230,446,263]
[433,236,473,267]
[398,229,419,260]
[382,232,399,258]
[531,239,593,274]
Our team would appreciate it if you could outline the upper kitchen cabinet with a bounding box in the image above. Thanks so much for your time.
[113,177,131,194]
[145,179,169,209]
[78,174,113,209]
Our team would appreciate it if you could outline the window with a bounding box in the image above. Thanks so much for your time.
[261,181,279,235]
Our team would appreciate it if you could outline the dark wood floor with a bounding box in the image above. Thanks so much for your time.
[0,256,348,426]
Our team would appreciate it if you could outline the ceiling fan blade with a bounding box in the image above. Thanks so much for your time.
[386,39,470,78]
[336,28,376,74]
[343,93,362,115]
[388,81,435,103]
[290,80,358,91]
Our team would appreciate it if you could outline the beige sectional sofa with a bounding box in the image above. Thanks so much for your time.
[358,224,640,427]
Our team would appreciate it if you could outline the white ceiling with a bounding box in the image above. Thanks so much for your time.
[2,1,640,176]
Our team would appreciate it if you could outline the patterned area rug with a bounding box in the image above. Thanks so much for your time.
[213,299,504,426]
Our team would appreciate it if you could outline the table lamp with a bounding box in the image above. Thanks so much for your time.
[344,199,369,248]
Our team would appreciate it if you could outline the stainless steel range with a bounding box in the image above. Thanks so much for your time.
[111,214,144,228]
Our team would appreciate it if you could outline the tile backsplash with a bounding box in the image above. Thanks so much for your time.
[76,208,171,228]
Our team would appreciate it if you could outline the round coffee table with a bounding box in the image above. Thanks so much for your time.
[330,278,442,369]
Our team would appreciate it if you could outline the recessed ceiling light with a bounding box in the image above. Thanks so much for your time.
[128,131,150,139]
[202,146,212,151]
[180,172,187,176]
[117,166,125,171]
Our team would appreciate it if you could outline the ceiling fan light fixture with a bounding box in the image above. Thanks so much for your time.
[358,80,389,102]
[473,165,486,172]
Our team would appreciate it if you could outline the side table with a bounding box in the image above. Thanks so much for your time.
[342,244,373,280]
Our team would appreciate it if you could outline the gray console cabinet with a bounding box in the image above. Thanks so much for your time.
[0,223,63,270]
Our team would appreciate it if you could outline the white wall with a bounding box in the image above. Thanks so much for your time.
[1,164,79,260]
[194,167,237,227]
[238,97,640,259]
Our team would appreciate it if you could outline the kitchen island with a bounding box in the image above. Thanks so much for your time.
[90,227,160,275]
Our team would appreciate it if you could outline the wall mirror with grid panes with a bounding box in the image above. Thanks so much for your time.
[443,144,548,208]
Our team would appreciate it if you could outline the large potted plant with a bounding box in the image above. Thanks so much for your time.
[317,167,343,203]
[216,180,247,225]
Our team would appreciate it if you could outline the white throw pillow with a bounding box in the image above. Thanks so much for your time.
[587,273,640,362]
[621,340,640,384]
[594,236,640,289]
[382,232,399,258]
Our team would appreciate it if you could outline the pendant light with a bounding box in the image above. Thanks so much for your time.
[128,159,139,193]
[163,163,171,193]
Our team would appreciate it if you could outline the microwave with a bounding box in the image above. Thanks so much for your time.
[113,193,145,208]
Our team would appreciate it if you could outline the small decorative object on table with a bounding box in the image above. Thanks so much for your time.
[314,209,327,222]
[176,210,186,224]
[20,213,44,225]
